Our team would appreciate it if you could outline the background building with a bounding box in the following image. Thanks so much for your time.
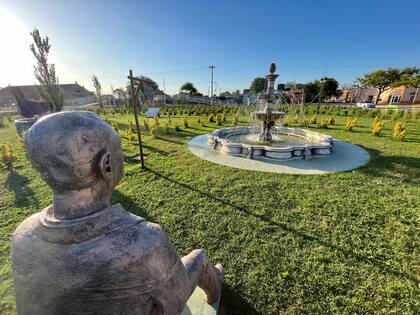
[0,82,95,107]
[339,85,420,104]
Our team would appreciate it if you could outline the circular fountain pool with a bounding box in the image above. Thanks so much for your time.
[188,62,370,174]
[208,126,333,160]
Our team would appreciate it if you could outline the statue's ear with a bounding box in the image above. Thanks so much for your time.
[99,152,112,179]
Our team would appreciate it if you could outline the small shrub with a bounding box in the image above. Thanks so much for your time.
[303,119,309,128]
[393,122,406,140]
[222,113,227,123]
[175,125,181,132]
[233,112,239,126]
[391,111,400,121]
[165,122,171,133]
[17,135,26,150]
[403,110,412,121]
[154,116,160,126]
[208,114,215,123]
[0,144,17,171]
[345,117,357,132]
[327,115,335,125]
[371,118,385,136]
[7,116,13,123]
[293,114,299,126]
[129,121,135,132]
[144,120,150,131]
[111,122,119,133]
[216,113,222,126]
[310,114,317,124]
[0,118,5,128]
[183,118,189,128]
[126,129,133,141]
[150,122,158,138]
[283,115,290,127]
[320,118,329,128]
[371,108,381,117]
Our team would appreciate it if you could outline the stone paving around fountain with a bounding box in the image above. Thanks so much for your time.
[188,134,370,175]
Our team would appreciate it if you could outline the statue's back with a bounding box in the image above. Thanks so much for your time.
[11,204,178,315]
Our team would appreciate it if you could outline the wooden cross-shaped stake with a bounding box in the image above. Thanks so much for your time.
[127,69,149,168]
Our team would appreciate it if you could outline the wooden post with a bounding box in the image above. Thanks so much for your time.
[128,69,145,168]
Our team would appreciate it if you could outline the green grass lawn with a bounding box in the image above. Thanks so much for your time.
[0,111,419,314]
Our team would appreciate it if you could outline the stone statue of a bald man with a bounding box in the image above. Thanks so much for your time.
[11,111,223,315]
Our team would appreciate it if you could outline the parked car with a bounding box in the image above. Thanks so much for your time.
[356,101,375,108]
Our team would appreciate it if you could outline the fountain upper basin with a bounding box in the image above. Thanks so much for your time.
[252,111,285,121]
[208,126,333,160]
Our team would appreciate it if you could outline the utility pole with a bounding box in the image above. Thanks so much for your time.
[209,65,215,105]
[128,69,145,168]
[413,87,419,104]
[162,78,166,105]
[317,77,325,112]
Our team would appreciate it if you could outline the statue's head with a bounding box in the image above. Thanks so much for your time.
[24,111,124,194]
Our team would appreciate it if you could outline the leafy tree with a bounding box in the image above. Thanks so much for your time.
[180,82,197,95]
[92,75,103,108]
[125,76,158,107]
[250,77,266,94]
[113,87,128,105]
[138,76,158,91]
[30,28,63,112]
[393,67,420,88]
[402,73,420,88]
[304,81,320,103]
[358,68,401,104]
[394,68,420,104]
[320,77,339,99]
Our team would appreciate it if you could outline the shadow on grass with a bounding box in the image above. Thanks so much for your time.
[360,147,420,185]
[111,189,157,223]
[144,166,419,285]
[142,144,169,156]
[5,171,39,208]
[156,136,185,146]
[220,283,260,315]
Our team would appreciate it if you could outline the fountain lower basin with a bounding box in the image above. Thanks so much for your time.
[208,127,333,160]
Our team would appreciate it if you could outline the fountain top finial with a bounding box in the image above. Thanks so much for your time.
[269,62,276,74]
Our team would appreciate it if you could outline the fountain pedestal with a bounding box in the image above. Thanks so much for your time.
[259,120,274,142]
[252,102,285,143]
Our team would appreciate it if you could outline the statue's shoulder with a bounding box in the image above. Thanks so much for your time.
[12,211,43,252]
[113,204,170,246]
[13,212,41,239]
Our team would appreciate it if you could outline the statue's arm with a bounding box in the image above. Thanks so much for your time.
[146,229,192,313]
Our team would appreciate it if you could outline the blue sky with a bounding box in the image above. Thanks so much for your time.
[1,0,419,95]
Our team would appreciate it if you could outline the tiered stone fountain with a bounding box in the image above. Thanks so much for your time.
[207,62,333,161]
[252,62,285,142]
